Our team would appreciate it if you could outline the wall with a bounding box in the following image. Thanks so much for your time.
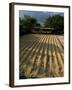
[0,0,72,90]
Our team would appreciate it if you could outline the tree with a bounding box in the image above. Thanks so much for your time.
[44,15,64,34]
[19,15,37,36]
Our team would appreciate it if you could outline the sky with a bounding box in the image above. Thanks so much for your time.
[19,10,64,25]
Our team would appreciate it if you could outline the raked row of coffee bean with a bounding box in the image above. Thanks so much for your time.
[19,34,64,79]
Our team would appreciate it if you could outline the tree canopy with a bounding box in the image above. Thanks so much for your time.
[19,15,37,36]
[19,15,64,36]
[44,15,64,34]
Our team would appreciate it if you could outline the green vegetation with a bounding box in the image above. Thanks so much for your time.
[44,15,64,34]
[19,15,37,36]
[19,15,64,36]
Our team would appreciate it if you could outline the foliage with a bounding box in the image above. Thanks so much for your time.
[44,15,64,34]
[20,15,64,35]
[19,15,37,36]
